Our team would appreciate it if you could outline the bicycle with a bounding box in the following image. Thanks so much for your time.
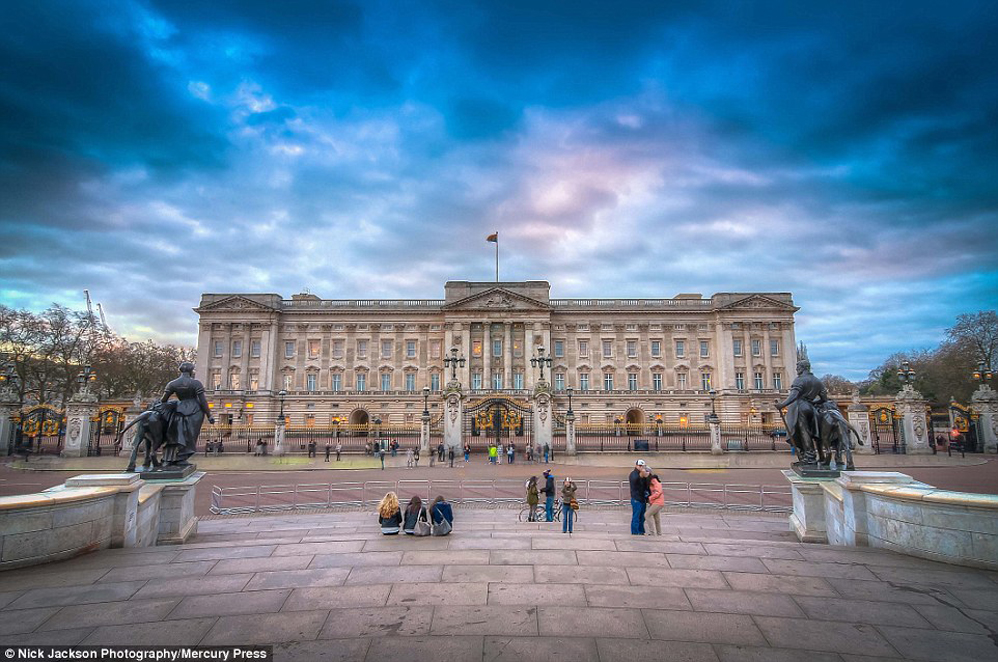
[517,499,579,524]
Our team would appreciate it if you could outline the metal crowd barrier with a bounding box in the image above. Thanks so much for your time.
[210,479,792,515]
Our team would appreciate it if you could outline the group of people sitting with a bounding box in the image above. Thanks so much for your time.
[377,492,454,536]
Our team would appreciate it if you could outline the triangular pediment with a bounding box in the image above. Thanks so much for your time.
[442,287,550,311]
[717,295,798,312]
[196,295,277,313]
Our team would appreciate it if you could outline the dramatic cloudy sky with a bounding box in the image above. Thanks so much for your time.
[2,1,996,379]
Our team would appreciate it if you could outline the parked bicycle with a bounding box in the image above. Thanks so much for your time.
[518,498,578,524]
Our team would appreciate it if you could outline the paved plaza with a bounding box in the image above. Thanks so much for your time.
[1,506,996,661]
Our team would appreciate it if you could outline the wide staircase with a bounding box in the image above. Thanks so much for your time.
[1,507,995,661]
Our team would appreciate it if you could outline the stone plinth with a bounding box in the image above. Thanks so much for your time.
[420,413,430,454]
[782,470,832,543]
[847,396,874,455]
[152,471,205,544]
[0,399,18,454]
[62,390,99,458]
[971,384,997,453]
[709,418,722,455]
[565,413,576,456]
[443,387,463,451]
[895,385,931,454]
[64,473,145,548]
[532,385,553,453]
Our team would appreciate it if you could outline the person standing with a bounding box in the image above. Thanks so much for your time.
[507,442,514,464]
[406,447,414,469]
[463,442,471,463]
[561,477,578,534]
[541,469,555,522]
[379,447,386,470]
[525,476,539,521]
[324,444,331,462]
[448,446,455,467]
[543,443,550,463]
[413,447,420,467]
[644,470,665,536]
[438,442,445,463]
[526,444,533,463]
[335,442,342,461]
[629,459,648,535]
[488,444,497,465]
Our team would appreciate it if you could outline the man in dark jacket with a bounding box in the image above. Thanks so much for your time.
[629,459,648,535]
[541,469,556,522]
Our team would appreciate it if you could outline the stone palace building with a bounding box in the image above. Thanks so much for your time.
[194,280,797,435]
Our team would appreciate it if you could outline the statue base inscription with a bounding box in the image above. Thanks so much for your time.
[139,464,196,481]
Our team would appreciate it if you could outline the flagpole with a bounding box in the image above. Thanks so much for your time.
[495,235,499,282]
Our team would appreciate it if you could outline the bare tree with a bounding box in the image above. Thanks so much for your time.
[947,311,998,368]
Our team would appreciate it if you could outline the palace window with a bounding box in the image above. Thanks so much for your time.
[677,372,687,390]
[214,340,223,358]
[626,340,637,358]
[430,340,441,359]
[332,340,344,359]
[308,339,320,359]
[771,339,780,356]
[356,372,366,392]
[773,371,783,390]
[472,372,482,390]
[430,372,440,392]
[306,414,315,428]
[675,340,685,358]
[752,339,761,357]
[472,340,483,357]
[553,373,564,391]
[232,340,242,358]
[406,340,416,358]
[651,340,661,357]
[701,372,712,391]
[627,373,638,391]
[282,374,293,390]
[381,340,392,359]
[380,373,392,392]
[733,339,742,357]
[578,340,589,357]
[652,373,662,391]
[331,373,342,392]
[735,372,745,390]
[554,340,564,357]
[604,373,614,391]
[513,339,522,358]
[285,341,295,358]
[514,372,524,390]
[493,339,502,357]
[251,340,261,358]
[249,370,259,391]
[306,373,317,391]
[210,370,221,390]
[700,341,709,358]
[754,372,764,390]
[579,373,590,392]
[405,373,416,392]
[602,340,613,358]
[357,340,368,358]
[493,373,503,390]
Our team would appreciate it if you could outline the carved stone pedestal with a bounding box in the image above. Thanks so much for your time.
[896,385,931,454]
[971,385,997,453]
[443,384,463,451]
[63,389,99,458]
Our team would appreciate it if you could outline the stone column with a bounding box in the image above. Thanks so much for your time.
[443,386,463,451]
[533,385,553,454]
[482,320,491,390]
[565,411,576,456]
[972,384,998,453]
[63,388,99,458]
[273,419,285,456]
[420,410,431,454]
[847,394,874,455]
[895,385,931,454]
[0,384,18,455]
[708,414,722,455]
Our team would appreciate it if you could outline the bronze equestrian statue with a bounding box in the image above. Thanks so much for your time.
[775,353,828,467]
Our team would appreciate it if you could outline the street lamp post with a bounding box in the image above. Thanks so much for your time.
[972,360,993,386]
[530,346,552,383]
[77,365,97,392]
[708,388,718,420]
[422,386,430,417]
[897,361,916,388]
[566,386,574,416]
[443,347,466,383]
[278,389,287,422]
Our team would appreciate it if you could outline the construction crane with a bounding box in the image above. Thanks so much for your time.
[83,290,111,333]
[97,303,109,330]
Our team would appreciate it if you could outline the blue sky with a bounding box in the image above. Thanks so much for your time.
[1,1,996,379]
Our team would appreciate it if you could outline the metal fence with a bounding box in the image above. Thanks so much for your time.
[210,478,792,515]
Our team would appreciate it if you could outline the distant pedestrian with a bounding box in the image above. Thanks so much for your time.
[507,443,514,464]
[525,476,539,521]
[629,459,648,535]
[379,448,386,470]
[448,447,455,467]
[488,444,498,465]
[464,443,471,463]
[406,448,414,469]
[541,469,555,522]
[204,441,211,457]
[543,443,550,463]
[526,444,533,463]
[324,444,331,462]
[413,447,420,467]
[644,471,665,536]
[335,442,342,461]
[561,477,578,534]
[308,441,317,458]
[438,442,445,463]
[429,446,436,467]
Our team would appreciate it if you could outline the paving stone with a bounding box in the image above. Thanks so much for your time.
[584,585,692,610]
[0,591,22,610]
[271,541,366,556]
[387,582,488,606]
[614,540,707,554]
[283,585,392,610]
[702,543,804,560]
[40,598,179,631]
[174,545,276,562]
[97,560,218,583]
[714,645,842,662]
[833,578,953,605]
[491,550,577,565]
[947,588,998,610]
[534,565,630,585]
[878,624,996,662]
[270,638,370,662]
[7,581,146,610]
[169,589,291,619]
[402,550,490,565]
[642,610,766,645]
[576,550,671,568]
[0,627,93,646]
[0,607,60,635]
[363,537,450,551]
[133,574,254,599]
[686,589,804,617]
[797,547,944,568]
[596,638,719,662]
[201,610,329,645]
[345,565,443,585]
[244,568,351,590]
[0,569,110,591]
[538,606,648,638]
[365,635,483,662]
[448,537,531,550]
[81,617,216,646]
[627,567,727,589]
[910,604,991,634]
[753,616,898,656]
[667,554,769,573]
[442,564,534,583]
[793,596,933,627]
[488,583,588,606]
[485,635,600,661]
[317,606,432,637]
[532,537,617,551]
[209,555,313,575]
[870,566,997,590]
[761,559,879,580]
[722,573,837,597]
[309,551,403,568]
[431,605,538,635]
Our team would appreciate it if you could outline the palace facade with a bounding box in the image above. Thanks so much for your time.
[194,281,796,430]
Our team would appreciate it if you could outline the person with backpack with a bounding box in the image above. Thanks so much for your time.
[541,469,556,522]
[561,477,578,534]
